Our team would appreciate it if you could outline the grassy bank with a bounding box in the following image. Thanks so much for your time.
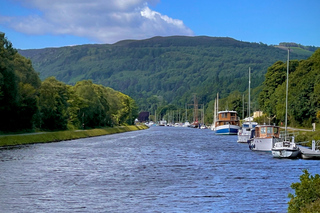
[0,125,148,147]
[296,128,320,147]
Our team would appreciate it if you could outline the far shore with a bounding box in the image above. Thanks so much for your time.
[0,125,149,148]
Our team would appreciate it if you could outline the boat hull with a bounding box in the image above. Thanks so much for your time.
[215,125,240,135]
[237,134,251,143]
[249,137,282,151]
[272,149,301,158]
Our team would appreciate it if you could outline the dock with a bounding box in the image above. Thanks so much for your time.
[298,140,320,159]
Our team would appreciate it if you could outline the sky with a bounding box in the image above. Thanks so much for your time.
[0,0,319,49]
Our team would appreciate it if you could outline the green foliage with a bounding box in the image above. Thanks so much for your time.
[0,33,41,132]
[38,77,69,130]
[288,170,320,213]
[0,34,140,133]
[258,49,320,127]
[18,36,314,114]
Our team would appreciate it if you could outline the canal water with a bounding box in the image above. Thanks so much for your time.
[0,127,319,212]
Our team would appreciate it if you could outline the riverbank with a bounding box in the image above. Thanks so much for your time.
[0,125,148,147]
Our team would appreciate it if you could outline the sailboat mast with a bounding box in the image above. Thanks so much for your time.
[285,49,289,141]
[217,93,219,116]
[249,67,251,122]
[185,103,187,122]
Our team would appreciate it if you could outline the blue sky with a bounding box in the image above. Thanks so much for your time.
[0,0,319,49]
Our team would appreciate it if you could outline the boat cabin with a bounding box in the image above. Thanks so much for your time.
[254,125,280,138]
[216,111,240,126]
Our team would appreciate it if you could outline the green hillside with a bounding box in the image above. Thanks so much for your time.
[19,36,314,111]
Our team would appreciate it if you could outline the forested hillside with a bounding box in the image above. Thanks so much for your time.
[258,48,320,127]
[0,34,137,133]
[19,36,315,112]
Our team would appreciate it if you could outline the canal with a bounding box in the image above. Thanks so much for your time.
[0,127,319,212]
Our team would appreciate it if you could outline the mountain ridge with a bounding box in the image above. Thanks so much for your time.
[18,36,317,110]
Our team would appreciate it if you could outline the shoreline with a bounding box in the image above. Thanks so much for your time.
[0,125,149,148]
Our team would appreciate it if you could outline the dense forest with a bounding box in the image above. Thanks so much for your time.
[0,33,138,133]
[19,36,314,114]
[258,48,320,127]
[18,36,318,126]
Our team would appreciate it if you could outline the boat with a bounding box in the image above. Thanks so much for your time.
[211,93,240,135]
[237,118,258,143]
[215,110,240,135]
[271,48,300,158]
[248,124,283,151]
[272,137,301,158]
[237,67,258,143]
[159,120,167,126]
[183,121,190,127]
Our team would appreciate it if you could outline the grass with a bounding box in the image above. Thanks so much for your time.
[0,125,148,147]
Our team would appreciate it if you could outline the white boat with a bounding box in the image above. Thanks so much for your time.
[212,93,240,135]
[272,137,301,158]
[248,124,283,151]
[183,121,190,127]
[159,120,167,126]
[215,110,240,135]
[237,67,257,142]
[271,48,300,158]
[237,119,258,143]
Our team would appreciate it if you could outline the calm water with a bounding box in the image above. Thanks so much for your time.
[0,127,319,212]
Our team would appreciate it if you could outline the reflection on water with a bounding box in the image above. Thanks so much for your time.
[0,127,319,212]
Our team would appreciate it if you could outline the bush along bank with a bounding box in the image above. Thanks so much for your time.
[0,125,148,147]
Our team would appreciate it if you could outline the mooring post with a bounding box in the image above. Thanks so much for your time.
[312,140,315,151]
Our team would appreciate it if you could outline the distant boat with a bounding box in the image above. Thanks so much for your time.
[248,124,282,151]
[215,110,240,135]
[237,67,258,143]
[183,121,190,127]
[271,48,300,158]
[237,118,258,143]
[159,120,167,126]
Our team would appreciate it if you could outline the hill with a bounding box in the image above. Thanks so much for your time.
[18,36,316,110]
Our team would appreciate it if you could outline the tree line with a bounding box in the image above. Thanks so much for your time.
[19,36,314,115]
[0,34,138,133]
[258,48,320,127]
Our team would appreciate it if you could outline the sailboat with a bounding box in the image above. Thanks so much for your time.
[237,67,258,143]
[271,48,301,158]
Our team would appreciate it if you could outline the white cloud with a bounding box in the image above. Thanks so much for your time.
[0,0,193,43]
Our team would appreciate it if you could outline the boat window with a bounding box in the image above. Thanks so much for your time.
[274,127,279,134]
[267,127,273,134]
[221,113,228,118]
[261,127,266,134]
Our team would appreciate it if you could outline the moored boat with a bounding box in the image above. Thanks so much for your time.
[272,137,301,158]
[248,124,283,151]
[237,67,257,142]
[271,48,300,158]
[237,119,258,143]
[215,110,240,135]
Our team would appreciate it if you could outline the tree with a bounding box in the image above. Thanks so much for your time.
[39,77,69,130]
[0,33,18,131]
[288,170,320,213]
